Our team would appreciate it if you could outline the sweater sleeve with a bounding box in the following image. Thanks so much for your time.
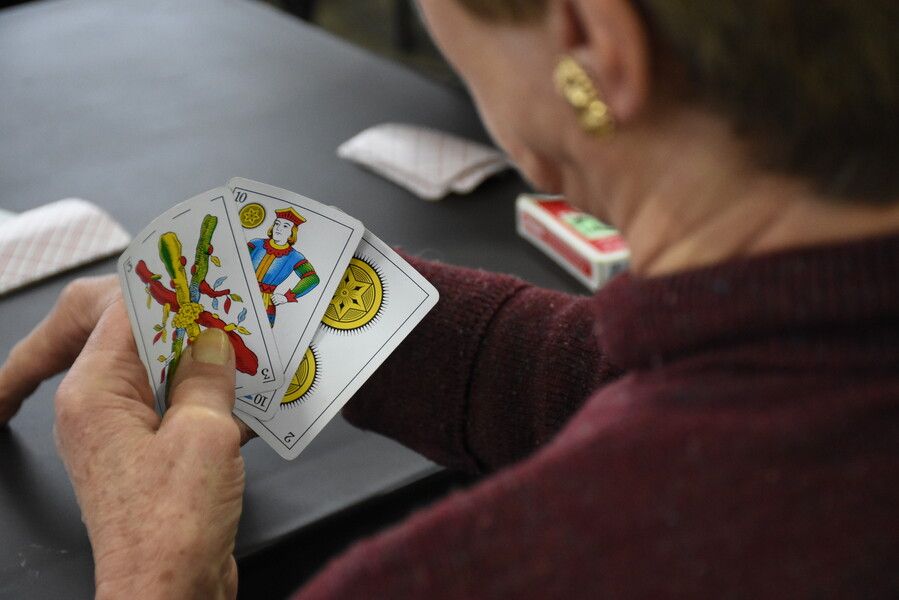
[342,255,620,473]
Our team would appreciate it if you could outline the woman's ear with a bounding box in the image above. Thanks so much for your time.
[549,0,651,123]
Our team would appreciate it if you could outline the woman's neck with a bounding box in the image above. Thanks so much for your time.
[626,182,899,277]
[573,110,899,278]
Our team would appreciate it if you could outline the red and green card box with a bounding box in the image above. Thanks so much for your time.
[516,194,629,292]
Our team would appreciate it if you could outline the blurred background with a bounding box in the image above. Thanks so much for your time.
[266,0,458,85]
[0,0,458,85]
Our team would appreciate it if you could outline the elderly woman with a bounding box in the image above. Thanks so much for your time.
[1,0,896,597]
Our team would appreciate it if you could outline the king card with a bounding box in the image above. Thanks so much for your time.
[240,229,439,460]
[117,188,284,416]
[227,178,364,418]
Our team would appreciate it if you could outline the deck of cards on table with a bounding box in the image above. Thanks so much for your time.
[117,178,439,459]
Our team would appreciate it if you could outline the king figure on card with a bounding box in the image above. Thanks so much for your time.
[247,207,320,325]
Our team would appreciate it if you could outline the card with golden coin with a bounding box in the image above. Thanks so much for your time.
[240,229,439,460]
[226,177,364,421]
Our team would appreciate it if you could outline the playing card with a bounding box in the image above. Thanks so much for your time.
[239,229,439,459]
[226,177,365,418]
[117,188,284,416]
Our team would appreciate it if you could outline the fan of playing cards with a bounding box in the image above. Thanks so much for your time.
[117,178,438,460]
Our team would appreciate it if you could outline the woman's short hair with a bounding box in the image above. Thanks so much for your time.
[454,0,898,202]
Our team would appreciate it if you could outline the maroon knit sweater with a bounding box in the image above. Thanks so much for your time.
[295,234,899,599]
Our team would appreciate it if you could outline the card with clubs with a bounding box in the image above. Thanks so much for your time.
[226,177,365,418]
[117,188,284,416]
[239,229,439,459]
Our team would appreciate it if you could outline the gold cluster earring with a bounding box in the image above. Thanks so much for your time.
[553,55,615,136]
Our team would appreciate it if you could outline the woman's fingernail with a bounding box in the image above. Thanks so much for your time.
[191,328,232,365]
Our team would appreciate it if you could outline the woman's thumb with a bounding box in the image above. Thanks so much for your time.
[165,328,236,418]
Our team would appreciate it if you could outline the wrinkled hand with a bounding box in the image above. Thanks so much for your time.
[54,301,244,599]
[0,276,120,424]
[0,275,259,597]
[0,276,254,443]
[271,293,288,306]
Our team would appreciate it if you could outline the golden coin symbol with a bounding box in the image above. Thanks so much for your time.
[239,203,266,229]
[322,258,383,331]
[282,348,317,406]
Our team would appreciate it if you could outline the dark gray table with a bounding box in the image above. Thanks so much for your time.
[0,0,581,597]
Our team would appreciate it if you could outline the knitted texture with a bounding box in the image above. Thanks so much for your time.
[300,235,899,599]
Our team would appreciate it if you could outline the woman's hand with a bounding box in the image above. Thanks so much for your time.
[0,275,254,443]
[55,299,245,599]
[0,277,257,597]
[0,276,120,424]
